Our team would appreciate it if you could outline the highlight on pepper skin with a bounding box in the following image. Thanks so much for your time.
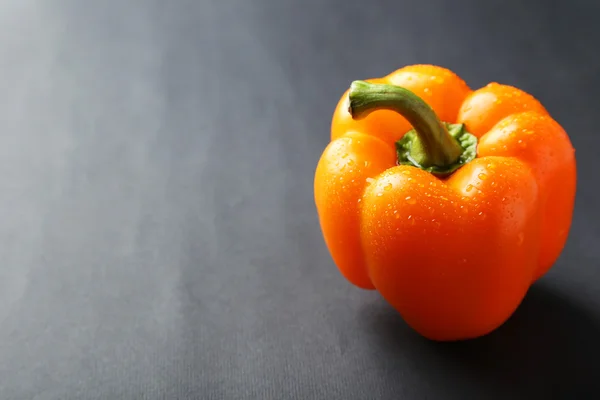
[314,64,577,342]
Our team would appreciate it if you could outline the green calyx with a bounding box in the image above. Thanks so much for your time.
[396,123,477,175]
[347,80,478,177]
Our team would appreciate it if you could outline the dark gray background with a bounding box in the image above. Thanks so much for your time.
[1,0,598,398]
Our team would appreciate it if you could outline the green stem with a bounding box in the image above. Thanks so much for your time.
[348,80,463,168]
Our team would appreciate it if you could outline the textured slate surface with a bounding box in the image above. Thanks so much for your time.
[0,0,599,398]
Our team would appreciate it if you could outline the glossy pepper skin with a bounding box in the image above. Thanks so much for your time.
[314,64,576,341]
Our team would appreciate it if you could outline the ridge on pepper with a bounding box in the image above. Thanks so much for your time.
[314,64,577,342]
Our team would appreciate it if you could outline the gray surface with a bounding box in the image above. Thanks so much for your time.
[0,0,599,398]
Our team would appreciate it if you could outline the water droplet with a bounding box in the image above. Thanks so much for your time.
[377,193,383,197]
[466,184,474,192]
[364,160,370,167]
[384,183,393,191]
[424,88,430,93]
[401,170,411,175]
[501,197,506,202]
[357,198,362,203]
[517,232,524,245]
[478,173,488,180]
[341,153,349,158]
[366,177,375,184]
[405,196,416,205]
[394,211,400,219]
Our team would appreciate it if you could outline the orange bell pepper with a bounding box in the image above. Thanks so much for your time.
[314,64,576,341]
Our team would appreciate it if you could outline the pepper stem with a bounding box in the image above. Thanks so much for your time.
[348,80,464,168]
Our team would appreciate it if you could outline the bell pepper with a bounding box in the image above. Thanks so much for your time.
[314,64,576,341]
